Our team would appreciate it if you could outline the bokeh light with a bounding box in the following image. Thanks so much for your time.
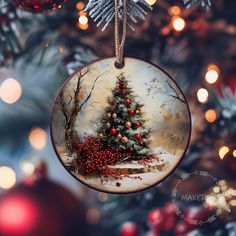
[86,208,100,224]
[21,161,35,175]
[97,193,108,202]
[172,16,186,32]
[76,1,85,10]
[145,0,157,5]
[0,166,16,190]
[0,196,38,235]
[205,70,219,84]
[197,88,208,103]
[205,109,217,123]
[29,128,47,150]
[79,15,88,25]
[169,6,181,16]
[219,146,229,160]
[0,78,22,104]
[77,22,89,30]
[233,150,236,158]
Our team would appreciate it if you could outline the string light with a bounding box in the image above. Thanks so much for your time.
[233,150,236,158]
[197,88,208,103]
[172,16,186,32]
[0,166,16,189]
[77,22,89,30]
[79,11,87,16]
[76,1,85,10]
[205,109,217,123]
[28,128,47,150]
[145,0,157,6]
[0,78,22,104]
[169,6,181,16]
[219,146,229,160]
[205,68,219,84]
[79,15,88,25]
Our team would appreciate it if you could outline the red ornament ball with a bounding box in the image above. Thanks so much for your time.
[0,177,87,236]
[140,141,145,146]
[115,86,120,91]
[135,121,141,127]
[124,99,131,106]
[110,128,118,136]
[122,85,127,89]
[148,208,163,228]
[135,134,142,140]
[121,222,139,236]
[128,109,135,115]
[122,91,126,95]
[13,0,66,13]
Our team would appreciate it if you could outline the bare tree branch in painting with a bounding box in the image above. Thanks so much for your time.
[146,77,186,104]
[59,69,101,152]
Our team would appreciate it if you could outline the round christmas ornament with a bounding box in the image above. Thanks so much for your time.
[51,0,191,193]
[13,0,66,13]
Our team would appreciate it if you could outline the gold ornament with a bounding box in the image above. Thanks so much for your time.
[125,121,132,128]
[112,113,117,119]
[121,136,128,143]
[106,122,111,128]
[135,109,140,115]
[98,133,103,138]
[117,133,122,139]
[106,113,111,118]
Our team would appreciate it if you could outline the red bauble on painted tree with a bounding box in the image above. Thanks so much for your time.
[124,98,132,106]
[13,0,66,13]
[110,128,118,136]
[128,109,135,115]
[135,134,142,140]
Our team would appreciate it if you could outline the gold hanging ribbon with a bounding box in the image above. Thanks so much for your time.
[114,0,127,68]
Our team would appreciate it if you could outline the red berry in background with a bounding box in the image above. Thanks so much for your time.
[148,208,163,228]
[163,202,176,214]
[121,222,139,236]
[175,223,188,235]
[110,128,118,136]
[162,202,178,231]
[135,121,141,127]
[122,91,126,95]
[135,134,142,140]
[140,142,145,146]
[122,85,127,89]
[124,99,131,106]
[184,207,212,231]
[128,109,135,115]
[115,86,120,91]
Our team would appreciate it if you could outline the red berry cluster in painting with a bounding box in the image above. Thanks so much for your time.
[71,73,152,177]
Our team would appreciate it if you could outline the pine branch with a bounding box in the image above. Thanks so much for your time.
[85,0,152,31]
[184,0,212,8]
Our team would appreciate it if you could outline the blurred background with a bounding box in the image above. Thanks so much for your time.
[0,0,236,235]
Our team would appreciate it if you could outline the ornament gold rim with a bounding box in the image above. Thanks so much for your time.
[50,56,192,195]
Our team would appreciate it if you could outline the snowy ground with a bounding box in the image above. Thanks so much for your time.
[59,147,182,193]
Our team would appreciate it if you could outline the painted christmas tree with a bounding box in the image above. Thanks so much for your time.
[71,73,153,177]
[97,73,151,160]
